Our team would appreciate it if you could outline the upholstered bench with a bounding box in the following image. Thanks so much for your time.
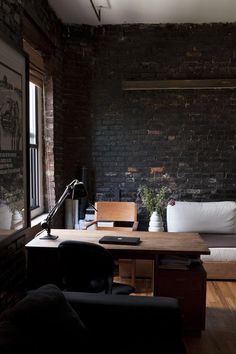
[167,201,236,280]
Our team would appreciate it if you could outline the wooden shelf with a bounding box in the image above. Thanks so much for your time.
[122,79,236,91]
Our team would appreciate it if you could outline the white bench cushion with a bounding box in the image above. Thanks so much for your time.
[167,201,236,234]
[201,248,236,262]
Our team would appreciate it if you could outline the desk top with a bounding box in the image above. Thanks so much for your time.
[26,229,210,256]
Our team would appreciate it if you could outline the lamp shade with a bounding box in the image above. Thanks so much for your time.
[70,181,88,200]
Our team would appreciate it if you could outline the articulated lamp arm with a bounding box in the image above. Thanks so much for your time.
[40,180,87,240]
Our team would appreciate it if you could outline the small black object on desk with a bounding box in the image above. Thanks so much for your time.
[99,236,140,245]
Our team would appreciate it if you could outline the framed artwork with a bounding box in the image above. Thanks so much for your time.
[0,36,29,237]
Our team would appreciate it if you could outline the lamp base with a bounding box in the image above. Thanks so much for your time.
[39,234,58,240]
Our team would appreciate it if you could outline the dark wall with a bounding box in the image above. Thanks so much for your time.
[23,0,65,205]
[0,0,26,312]
[0,0,22,46]
[1,0,236,306]
[63,24,236,209]
[0,0,64,311]
[63,26,94,187]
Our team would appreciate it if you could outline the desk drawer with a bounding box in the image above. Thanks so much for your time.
[156,267,206,294]
[155,266,206,332]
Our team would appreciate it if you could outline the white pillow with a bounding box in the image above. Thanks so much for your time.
[167,201,236,234]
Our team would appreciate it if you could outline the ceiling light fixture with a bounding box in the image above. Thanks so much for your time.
[90,0,111,22]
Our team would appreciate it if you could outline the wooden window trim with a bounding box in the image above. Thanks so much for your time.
[23,40,44,87]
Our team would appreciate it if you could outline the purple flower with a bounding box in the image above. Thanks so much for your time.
[168,198,175,206]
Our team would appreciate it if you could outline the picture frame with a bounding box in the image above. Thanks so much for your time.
[0,36,29,238]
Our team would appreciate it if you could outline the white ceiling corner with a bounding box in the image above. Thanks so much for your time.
[48,0,236,25]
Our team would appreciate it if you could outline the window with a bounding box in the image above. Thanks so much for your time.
[23,40,45,220]
[29,82,44,218]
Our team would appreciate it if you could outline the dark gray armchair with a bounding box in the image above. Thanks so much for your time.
[0,284,186,354]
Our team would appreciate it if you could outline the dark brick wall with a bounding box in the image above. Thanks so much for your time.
[63,24,236,215]
[1,1,236,307]
[0,0,64,311]
[63,26,94,187]
[0,0,26,311]
[24,0,65,206]
[23,0,61,45]
[0,0,22,46]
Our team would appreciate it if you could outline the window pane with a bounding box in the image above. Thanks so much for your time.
[29,82,37,145]
[29,81,43,216]
[30,146,39,209]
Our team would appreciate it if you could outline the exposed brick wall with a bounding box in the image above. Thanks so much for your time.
[0,0,64,311]
[0,0,22,46]
[63,24,236,223]
[43,53,65,220]
[24,0,65,209]
[63,26,94,186]
[0,239,26,311]
[22,1,65,210]
[1,1,236,308]
[23,0,60,46]
[0,0,26,311]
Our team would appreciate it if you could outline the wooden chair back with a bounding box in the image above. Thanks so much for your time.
[93,202,138,287]
[94,202,138,222]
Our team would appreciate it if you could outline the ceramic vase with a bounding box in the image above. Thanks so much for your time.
[11,210,23,230]
[0,202,12,230]
[148,211,164,232]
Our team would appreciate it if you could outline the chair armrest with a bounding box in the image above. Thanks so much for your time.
[132,221,139,231]
[82,221,97,230]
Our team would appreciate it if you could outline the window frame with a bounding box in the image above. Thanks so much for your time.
[29,81,44,219]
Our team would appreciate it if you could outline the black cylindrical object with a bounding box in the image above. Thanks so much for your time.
[78,166,88,219]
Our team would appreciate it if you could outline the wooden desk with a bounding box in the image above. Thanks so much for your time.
[25,229,210,334]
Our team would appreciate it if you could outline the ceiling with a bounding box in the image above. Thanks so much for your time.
[48,0,236,26]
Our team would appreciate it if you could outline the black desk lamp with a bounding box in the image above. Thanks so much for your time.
[40,179,88,240]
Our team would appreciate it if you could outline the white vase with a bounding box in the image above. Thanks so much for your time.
[0,203,12,230]
[148,211,164,232]
[11,210,23,230]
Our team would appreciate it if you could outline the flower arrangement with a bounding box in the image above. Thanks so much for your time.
[139,185,168,216]
[0,186,24,215]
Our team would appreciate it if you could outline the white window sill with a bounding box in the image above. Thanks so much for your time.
[31,213,48,227]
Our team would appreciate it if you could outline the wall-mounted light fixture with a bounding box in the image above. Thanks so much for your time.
[90,0,111,22]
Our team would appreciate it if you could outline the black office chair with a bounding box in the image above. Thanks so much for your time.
[58,240,135,295]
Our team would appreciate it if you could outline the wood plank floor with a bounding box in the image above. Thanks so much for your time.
[116,278,236,354]
[184,281,236,354]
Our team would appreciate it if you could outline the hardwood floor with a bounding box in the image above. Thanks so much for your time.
[116,278,236,354]
[184,281,236,354]
[115,276,153,296]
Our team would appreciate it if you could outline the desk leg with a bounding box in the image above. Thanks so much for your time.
[154,261,206,334]
[153,256,159,296]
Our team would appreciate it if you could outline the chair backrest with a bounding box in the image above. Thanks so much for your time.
[95,202,138,222]
[58,240,114,293]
